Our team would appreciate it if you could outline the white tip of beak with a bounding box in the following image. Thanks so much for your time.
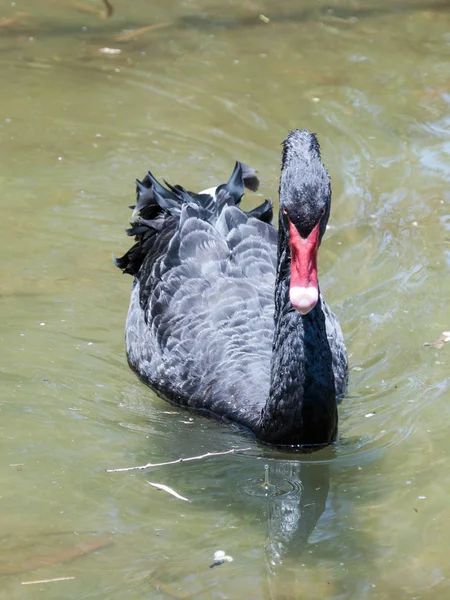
[289,286,319,315]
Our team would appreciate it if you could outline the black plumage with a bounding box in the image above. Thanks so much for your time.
[116,130,348,446]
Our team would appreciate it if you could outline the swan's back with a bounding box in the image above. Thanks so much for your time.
[116,165,278,427]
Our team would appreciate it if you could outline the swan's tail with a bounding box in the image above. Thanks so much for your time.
[114,161,272,276]
[131,160,259,219]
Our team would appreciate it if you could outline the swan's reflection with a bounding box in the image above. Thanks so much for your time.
[264,461,329,569]
[118,386,334,597]
[236,459,330,600]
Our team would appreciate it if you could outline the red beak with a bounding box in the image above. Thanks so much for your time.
[288,218,320,315]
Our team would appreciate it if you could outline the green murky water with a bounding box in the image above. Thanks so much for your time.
[1,0,450,597]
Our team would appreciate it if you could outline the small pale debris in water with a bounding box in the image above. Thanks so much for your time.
[423,331,450,349]
[365,412,376,418]
[99,47,122,54]
[259,14,270,23]
[146,481,191,503]
[22,576,75,585]
[210,550,233,568]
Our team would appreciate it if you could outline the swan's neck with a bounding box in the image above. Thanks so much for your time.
[257,223,337,446]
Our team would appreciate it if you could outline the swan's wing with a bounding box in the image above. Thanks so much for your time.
[321,298,348,398]
[125,204,278,426]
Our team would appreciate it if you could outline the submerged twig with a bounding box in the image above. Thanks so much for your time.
[106,447,251,473]
[115,22,172,42]
[102,0,114,18]
[0,12,28,28]
[147,481,191,502]
[0,536,113,576]
[55,1,113,19]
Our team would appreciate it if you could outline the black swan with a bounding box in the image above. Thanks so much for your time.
[115,130,348,446]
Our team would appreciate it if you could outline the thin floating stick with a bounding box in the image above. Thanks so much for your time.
[147,481,191,502]
[22,576,75,585]
[106,447,251,473]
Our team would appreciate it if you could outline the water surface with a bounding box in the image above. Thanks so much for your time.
[1,0,450,597]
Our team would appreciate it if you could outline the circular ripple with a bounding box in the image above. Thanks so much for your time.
[236,465,303,499]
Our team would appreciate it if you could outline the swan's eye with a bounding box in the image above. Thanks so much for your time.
[321,207,326,216]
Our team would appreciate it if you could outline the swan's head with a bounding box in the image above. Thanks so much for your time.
[279,130,331,315]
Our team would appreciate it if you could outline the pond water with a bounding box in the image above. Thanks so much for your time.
[1,0,450,597]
